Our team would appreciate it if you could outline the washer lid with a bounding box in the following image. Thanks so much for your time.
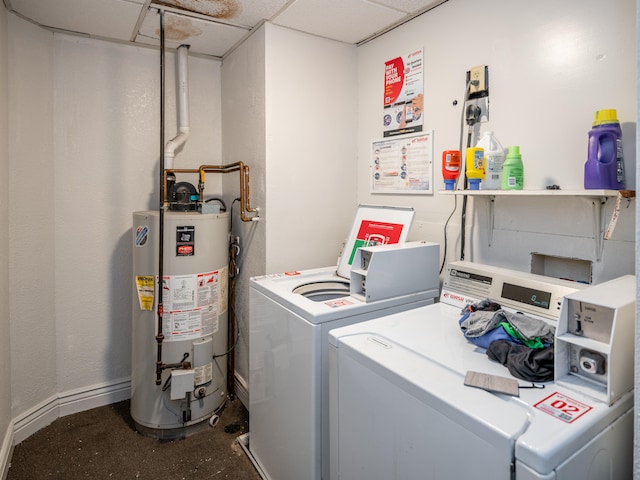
[336,204,415,279]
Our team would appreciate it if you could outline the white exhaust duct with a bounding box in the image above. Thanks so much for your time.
[164,44,190,170]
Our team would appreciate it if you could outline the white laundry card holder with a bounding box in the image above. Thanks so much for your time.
[464,370,519,397]
[336,204,415,279]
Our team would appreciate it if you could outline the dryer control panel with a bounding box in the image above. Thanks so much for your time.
[440,261,586,322]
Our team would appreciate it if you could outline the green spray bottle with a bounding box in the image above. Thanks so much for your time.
[501,146,523,190]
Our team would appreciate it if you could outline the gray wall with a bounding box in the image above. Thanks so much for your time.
[0,4,11,476]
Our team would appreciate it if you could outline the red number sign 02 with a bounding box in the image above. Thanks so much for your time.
[534,392,593,423]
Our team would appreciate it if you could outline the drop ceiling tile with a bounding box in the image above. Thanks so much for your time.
[272,0,406,44]
[136,9,249,57]
[150,0,290,28]
[8,0,144,41]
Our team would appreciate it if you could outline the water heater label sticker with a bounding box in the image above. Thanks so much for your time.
[195,363,213,386]
[534,392,592,423]
[176,225,195,256]
[198,271,219,308]
[165,309,203,341]
[162,271,224,341]
[218,266,228,314]
[163,274,198,311]
[201,305,219,335]
[135,275,155,311]
[135,226,149,247]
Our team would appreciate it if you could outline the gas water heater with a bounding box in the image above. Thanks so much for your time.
[131,210,229,438]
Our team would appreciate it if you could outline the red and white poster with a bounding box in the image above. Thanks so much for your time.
[383,48,424,137]
[346,220,405,264]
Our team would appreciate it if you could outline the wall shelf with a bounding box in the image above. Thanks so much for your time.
[439,189,636,260]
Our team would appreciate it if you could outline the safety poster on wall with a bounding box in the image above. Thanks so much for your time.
[371,131,434,194]
[383,48,423,137]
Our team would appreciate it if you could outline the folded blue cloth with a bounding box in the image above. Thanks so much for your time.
[458,312,518,349]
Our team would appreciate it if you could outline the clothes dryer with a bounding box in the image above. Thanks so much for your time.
[329,261,633,480]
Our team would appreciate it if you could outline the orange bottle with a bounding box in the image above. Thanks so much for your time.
[442,150,461,190]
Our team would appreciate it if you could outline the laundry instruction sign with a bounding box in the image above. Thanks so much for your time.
[371,131,433,194]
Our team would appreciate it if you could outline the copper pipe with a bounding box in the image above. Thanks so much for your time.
[198,162,259,222]
[161,163,258,222]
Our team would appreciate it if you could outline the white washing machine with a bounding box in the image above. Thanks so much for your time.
[248,205,441,480]
[329,261,634,480]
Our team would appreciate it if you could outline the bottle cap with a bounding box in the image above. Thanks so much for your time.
[468,178,481,190]
[444,180,455,190]
[507,145,521,158]
[593,109,619,126]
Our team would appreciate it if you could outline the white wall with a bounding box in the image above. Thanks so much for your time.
[221,23,358,402]
[8,13,56,427]
[52,35,222,394]
[357,0,636,283]
[7,12,222,440]
[55,37,221,391]
[221,25,267,403]
[0,4,11,478]
[264,23,357,273]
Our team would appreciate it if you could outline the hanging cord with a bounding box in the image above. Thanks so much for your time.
[440,80,475,273]
[222,198,242,399]
[459,81,482,261]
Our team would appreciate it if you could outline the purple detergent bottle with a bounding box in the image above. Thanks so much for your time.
[584,109,625,190]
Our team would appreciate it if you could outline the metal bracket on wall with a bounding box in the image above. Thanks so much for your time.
[603,190,636,241]
[588,196,608,263]
[441,189,635,263]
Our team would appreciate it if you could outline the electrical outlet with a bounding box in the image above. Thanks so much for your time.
[467,97,489,123]
[467,65,488,96]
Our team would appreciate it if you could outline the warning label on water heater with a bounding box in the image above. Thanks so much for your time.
[176,225,195,256]
[161,267,228,342]
[135,275,155,311]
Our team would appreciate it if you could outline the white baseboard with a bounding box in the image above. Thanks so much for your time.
[1,420,14,480]
[58,378,130,418]
[11,377,131,446]
[11,395,59,446]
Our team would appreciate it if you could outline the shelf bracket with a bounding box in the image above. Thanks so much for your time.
[487,195,495,246]
[590,197,608,262]
[443,189,635,262]
[604,190,636,240]
[471,194,496,246]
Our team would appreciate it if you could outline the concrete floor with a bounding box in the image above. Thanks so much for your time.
[7,397,261,479]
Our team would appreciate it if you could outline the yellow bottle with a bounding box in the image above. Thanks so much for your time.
[465,147,485,190]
